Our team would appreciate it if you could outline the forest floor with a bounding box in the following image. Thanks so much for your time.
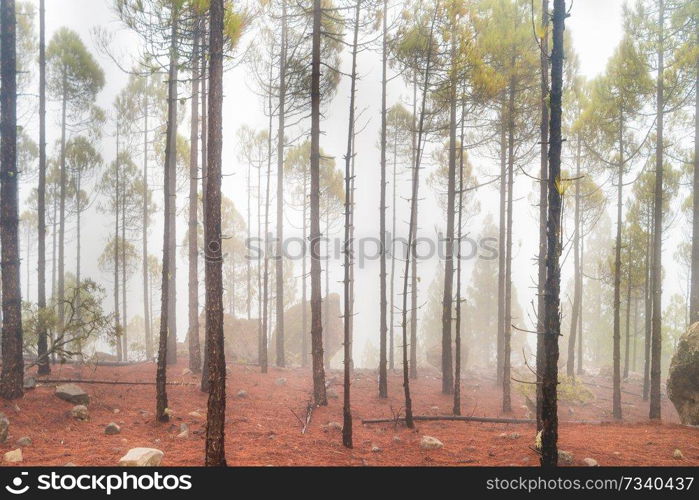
[1,361,697,466]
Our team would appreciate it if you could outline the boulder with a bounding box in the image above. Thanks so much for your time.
[105,423,121,435]
[55,383,89,405]
[667,323,699,425]
[0,413,8,443]
[583,458,599,467]
[673,449,684,460]
[70,405,89,420]
[16,436,31,447]
[420,436,443,450]
[557,450,574,465]
[118,448,164,466]
[23,377,36,390]
[3,449,22,463]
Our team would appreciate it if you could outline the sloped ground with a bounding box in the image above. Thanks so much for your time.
[0,361,696,466]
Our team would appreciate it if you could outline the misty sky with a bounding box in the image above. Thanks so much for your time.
[18,0,689,366]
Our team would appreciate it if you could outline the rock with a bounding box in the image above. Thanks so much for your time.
[371,445,381,453]
[70,405,89,420]
[16,436,31,447]
[236,390,248,399]
[393,435,402,443]
[583,458,599,467]
[327,388,339,399]
[4,449,22,463]
[275,377,287,386]
[420,436,443,450]
[118,448,164,466]
[182,368,192,376]
[324,422,342,432]
[557,450,574,465]
[177,423,189,439]
[667,323,699,425]
[65,462,76,467]
[23,376,36,390]
[105,423,121,435]
[0,412,8,443]
[673,449,684,460]
[113,409,120,414]
[55,383,89,405]
[188,411,204,419]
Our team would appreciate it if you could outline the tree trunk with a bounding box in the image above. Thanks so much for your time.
[440,33,457,397]
[115,128,122,362]
[649,0,665,420]
[188,25,202,373]
[453,99,465,416]
[143,84,152,360]
[536,0,549,430]
[496,103,506,385]
[690,24,699,325]
[540,0,565,468]
[310,0,327,406]
[409,76,418,380]
[260,97,272,374]
[612,123,624,420]
[275,0,287,368]
[58,81,67,336]
[122,173,128,360]
[624,264,632,380]
[643,209,651,400]
[378,0,389,399]
[0,0,24,399]
[200,36,210,391]
[503,80,515,413]
[204,0,226,466]
[567,136,581,377]
[577,231,584,375]
[37,0,49,375]
[301,169,308,367]
[156,17,179,422]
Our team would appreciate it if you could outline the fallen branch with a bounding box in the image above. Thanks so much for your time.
[302,399,314,434]
[36,378,196,386]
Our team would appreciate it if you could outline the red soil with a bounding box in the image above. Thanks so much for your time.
[1,362,697,466]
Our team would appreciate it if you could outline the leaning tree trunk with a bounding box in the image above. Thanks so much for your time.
[37,0,49,375]
[378,0,389,399]
[536,0,549,430]
[188,24,202,373]
[540,0,565,468]
[156,17,179,422]
[275,0,288,368]
[310,0,327,406]
[204,0,226,466]
[0,0,24,400]
[649,0,665,420]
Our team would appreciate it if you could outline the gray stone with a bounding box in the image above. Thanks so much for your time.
[371,445,381,453]
[23,376,36,390]
[70,405,89,420]
[583,458,599,466]
[16,436,31,447]
[105,423,121,435]
[118,448,164,466]
[420,436,443,450]
[55,383,89,405]
[667,323,699,425]
[558,450,574,465]
[236,390,248,399]
[0,413,8,443]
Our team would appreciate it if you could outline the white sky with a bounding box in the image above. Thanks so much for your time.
[19,0,689,367]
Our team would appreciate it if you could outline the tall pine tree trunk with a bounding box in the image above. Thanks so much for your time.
[409,76,418,380]
[0,0,24,399]
[115,129,122,362]
[275,0,287,368]
[649,0,665,420]
[378,0,389,399]
[612,117,624,421]
[37,0,49,375]
[188,25,202,373]
[204,0,226,466]
[156,17,179,421]
[540,0,565,468]
[310,0,327,405]
[536,0,549,429]
[143,87,152,360]
[503,81,515,412]
[567,136,581,377]
[690,27,699,325]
